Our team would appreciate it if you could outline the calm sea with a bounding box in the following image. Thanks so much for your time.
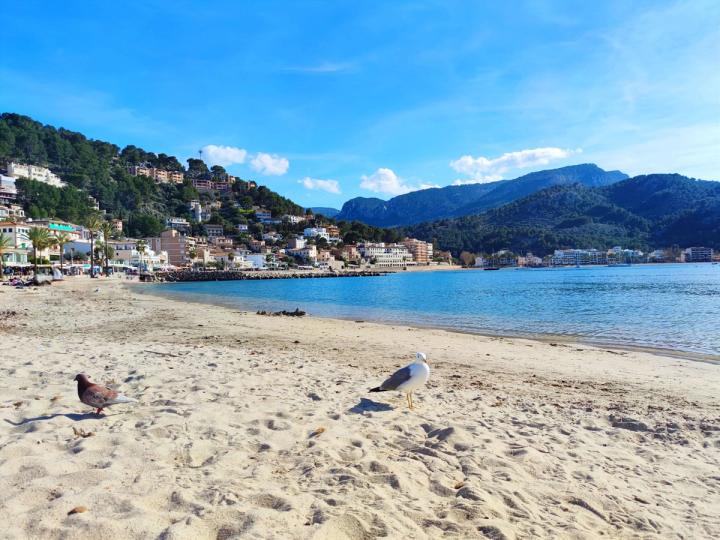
[146,264,720,357]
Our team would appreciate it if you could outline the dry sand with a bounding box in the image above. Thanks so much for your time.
[0,277,719,539]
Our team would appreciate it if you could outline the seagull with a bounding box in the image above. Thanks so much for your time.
[74,374,137,415]
[369,352,430,409]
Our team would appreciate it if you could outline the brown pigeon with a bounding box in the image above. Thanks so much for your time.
[74,374,137,414]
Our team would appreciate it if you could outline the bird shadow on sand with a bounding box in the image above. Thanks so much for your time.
[348,398,394,414]
[4,412,103,426]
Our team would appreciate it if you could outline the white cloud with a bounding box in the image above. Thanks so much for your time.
[450,147,581,183]
[200,144,248,167]
[250,152,290,176]
[300,177,341,194]
[451,178,499,186]
[359,168,439,196]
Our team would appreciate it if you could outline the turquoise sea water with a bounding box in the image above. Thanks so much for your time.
[146,264,720,356]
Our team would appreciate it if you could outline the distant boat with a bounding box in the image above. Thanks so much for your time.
[483,267,500,271]
[608,263,631,267]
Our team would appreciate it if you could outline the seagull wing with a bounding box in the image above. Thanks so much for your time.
[379,365,413,391]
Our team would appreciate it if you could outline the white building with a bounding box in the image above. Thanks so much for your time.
[303,227,329,241]
[0,221,31,249]
[685,246,713,262]
[109,240,168,269]
[288,244,317,263]
[0,174,18,205]
[359,243,414,267]
[245,253,270,269]
[608,246,644,263]
[551,249,608,266]
[284,215,307,225]
[262,232,283,242]
[166,217,191,232]
[189,200,211,222]
[7,162,66,188]
[0,204,25,220]
[283,214,306,225]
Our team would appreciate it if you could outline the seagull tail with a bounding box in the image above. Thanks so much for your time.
[369,386,383,393]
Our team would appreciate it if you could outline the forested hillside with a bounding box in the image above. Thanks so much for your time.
[403,175,720,256]
[336,164,628,227]
[0,113,395,242]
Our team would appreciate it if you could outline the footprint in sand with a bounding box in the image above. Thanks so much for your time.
[252,493,292,512]
[264,419,291,431]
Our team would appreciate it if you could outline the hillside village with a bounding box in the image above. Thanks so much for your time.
[0,159,442,275]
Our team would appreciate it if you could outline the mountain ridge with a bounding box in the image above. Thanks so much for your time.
[402,173,720,256]
[336,164,628,227]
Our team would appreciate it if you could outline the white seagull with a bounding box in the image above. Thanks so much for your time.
[369,352,430,409]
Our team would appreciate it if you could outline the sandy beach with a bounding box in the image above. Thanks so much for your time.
[1,277,719,539]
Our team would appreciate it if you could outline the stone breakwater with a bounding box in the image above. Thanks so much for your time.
[150,269,387,282]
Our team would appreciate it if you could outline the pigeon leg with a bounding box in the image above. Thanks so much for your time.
[96,408,103,415]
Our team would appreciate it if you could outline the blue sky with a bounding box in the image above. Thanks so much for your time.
[1,0,718,206]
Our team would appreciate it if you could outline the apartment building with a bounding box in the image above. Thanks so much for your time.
[303,227,329,241]
[0,220,31,266]
[0,204,24,220]
[128,165,184,184]
[287,237,306,250]
[292,244,318,263]
[551,249,608,266]
[26,219,83,242]
[7,162,66,188]
[340,244,360,261]
[166,217,191,232]
[189,200,211,222]
[0,174,17,205]
[402,238,433,264]
[205,224,224,238]
[254,208,272,222]
[111,219,123,233]
[358,242,414,267]
[0,221,31,249]
[192,178,230,192]
[160,229,194,266]
[685,246,713,262]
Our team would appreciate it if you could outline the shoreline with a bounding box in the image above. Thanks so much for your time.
[2,277,719,538]
[137,280,720,364]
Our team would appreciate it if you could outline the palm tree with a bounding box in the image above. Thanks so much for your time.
[27,227,51,276]
[135,239,147,271]
[53,232,71,273]
[100,221,113,275]
[0,232,12,280]
[85,215,102,277]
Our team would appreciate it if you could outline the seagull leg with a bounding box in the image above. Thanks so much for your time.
[406,393,412,409]
[409,392,414,409]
